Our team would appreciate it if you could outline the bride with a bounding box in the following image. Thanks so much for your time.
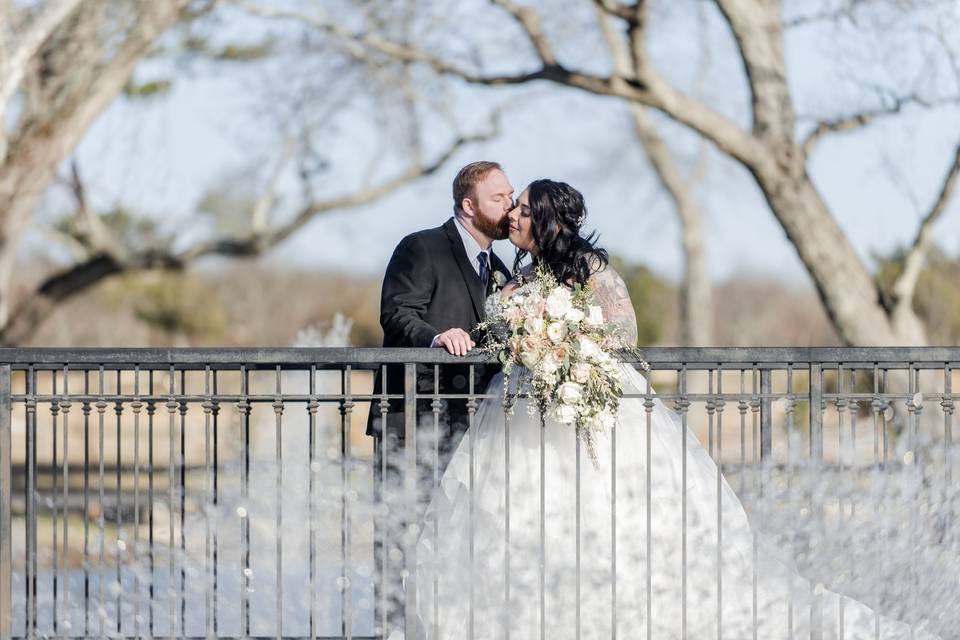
[405,179,936,639]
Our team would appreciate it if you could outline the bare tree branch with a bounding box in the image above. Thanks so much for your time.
[62,160,119,255]
[0,251,170,346]
[0,119,500,345]
[0,1,192,327]
[251,138,296,234]
[253,0,908,344]
[490,0,556,66]
[782,0,874,29]
[232,0,764,168]
[187,116,501,257]
[928,22,960,92]
[713,0,795,148]
[0,0,86,161]
[889,139,960,316]
[232,0,559,85]
[592,0,640,24]
[226,0,949,346]
[801,94,957,156]
[801,112,874,156]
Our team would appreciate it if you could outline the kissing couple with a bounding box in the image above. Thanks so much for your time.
[369,161,935,639]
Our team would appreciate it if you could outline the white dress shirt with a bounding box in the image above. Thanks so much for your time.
[453,215,492,277]
[431,216,493,346]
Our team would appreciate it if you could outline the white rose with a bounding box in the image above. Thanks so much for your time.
[524,316,546,336]
[578,336,601,361]
[586,305,605,327]
[520,334,542,351]
[521,349,541,369]
[592,411,616,431]
[557,381,583,405]
[564,307,585,324]
[524,292,546,316]
[541,372,557,387]
[519,335,542,369]
[539,350,561,375]
[555,404,577,424]
[546,321,567,344]
[570,362,593,384]
[601,359,622,378]
[545,287,573,319]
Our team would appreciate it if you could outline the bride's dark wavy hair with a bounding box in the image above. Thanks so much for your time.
[513,179,608,287]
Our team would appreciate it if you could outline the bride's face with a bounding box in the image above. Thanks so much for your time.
[507,190,537,254]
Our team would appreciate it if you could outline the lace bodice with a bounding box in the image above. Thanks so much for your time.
[588,263,638,347]
[485,263,638,348]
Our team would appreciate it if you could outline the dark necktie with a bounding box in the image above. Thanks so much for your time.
[478,251,489,286]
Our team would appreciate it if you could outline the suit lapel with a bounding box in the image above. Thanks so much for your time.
[442,218,485,322]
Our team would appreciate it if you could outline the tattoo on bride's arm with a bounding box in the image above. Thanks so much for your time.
[592,270,639,347]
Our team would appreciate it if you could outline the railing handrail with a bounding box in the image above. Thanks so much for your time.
[2,345,956,639]
[0,346,957,367]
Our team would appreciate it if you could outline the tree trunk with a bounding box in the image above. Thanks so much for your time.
[752,166,927,345]
[630,106,714,345]
[714,0,927,346]
[677,193,713,346]
[595,6,715,346]
[0,0,189,327]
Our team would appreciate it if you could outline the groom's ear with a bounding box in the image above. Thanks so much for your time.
[460,197,477,218]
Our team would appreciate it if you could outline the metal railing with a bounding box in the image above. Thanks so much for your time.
[0,347,957,639]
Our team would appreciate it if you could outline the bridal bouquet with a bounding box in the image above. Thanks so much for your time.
[479,265,646,463]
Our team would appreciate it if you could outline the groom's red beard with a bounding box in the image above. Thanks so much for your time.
[473,210,510,240]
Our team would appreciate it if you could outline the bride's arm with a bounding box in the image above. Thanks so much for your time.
[589,265,639,348]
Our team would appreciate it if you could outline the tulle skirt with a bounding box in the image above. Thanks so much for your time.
[408,365,936,639]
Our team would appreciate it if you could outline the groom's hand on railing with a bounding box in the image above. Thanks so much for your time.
[432,327,476,355]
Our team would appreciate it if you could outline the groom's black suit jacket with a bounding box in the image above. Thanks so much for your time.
[366,217,510,447]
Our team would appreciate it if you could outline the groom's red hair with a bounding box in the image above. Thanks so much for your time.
[453,161,502,213]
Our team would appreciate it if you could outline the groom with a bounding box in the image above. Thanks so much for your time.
[368,160,513,635]
[367,160,513,456]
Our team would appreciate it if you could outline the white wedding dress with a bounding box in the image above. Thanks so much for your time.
[404,266,938,640]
